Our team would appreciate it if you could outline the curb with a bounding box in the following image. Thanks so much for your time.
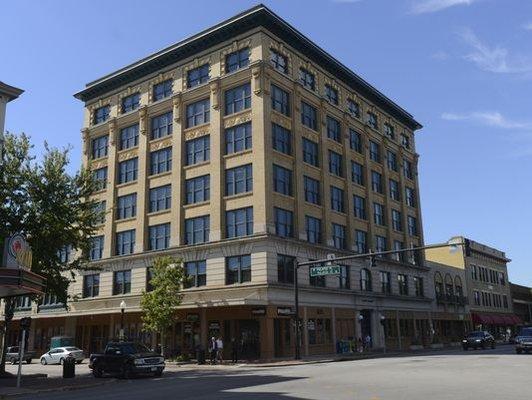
[0,378,117,399]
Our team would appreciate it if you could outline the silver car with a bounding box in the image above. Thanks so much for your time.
[40,347,85,365]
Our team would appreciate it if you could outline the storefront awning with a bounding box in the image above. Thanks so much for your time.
[0,268,45,297]
[471,313,523,326]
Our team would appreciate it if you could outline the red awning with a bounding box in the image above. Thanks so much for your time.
[472,313,523,326]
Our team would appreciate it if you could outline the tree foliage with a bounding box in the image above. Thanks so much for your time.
[140,256,185,355]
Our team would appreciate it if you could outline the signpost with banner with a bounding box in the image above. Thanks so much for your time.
[309,265,341,277]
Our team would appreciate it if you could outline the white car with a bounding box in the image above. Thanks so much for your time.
[40,347,85,365]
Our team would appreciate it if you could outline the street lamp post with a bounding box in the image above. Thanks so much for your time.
[119,300,126,341]
[379,314,386,354]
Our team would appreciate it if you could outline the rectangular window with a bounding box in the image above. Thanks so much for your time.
[371,171,383,193]
[373,203,385,226]
[305,216,322,244]
[187,64,209,88]
[369,141,380,162]
[380,271,391,294]
[185,135,210,165]
[330,186,345,213]
[83,274,100,298]
[91,135,108,159]
[94,200,106,225]
[351,162,364,186]
[226,254,251,284]
[149,185,171,212]
[272,123,291,155]
[339,266,350,289]
[92,167,107,190]
[226,48,249,73]
[328,150,343,177]
[184,260,207,288]
[403,159,413,179]
[116,230,135,256]
[151,112,173,140]
[299,68,315,90]
[353,195,366,220]
[89,236,104,261]
[225,164,253,196]
[398,274,409,296]
[347,99,360,118]
[93,105,110,125]
[146,267,154,292]
[275,207,294,238]
[302,138,319,167]
[225,122,252,154]
[389,179,400,201]
[332,223,346,249]
[413,277,423,297]
[117,193,137,220]
[186,98,210,128]
[473,290,481,306]
[149,223,170,250]
[405,187,416,207]
[310,273,326,288]
[304,176,320,205]
[392,240,404,262]
[387,150,397,171]
[401,134,411,149]
[355,230,367,254]
[226,207,253,238]
[225,83,251,115]
[273,164,293,196]
[277,254,295,284]
[271,84,290,116]
[150,147,172,175]
[367,111,378,129]
[407,216,418,236]
[392,209,402,231]
[121,93,140,113]
[384,123,395,139]
[326,116,341,142]
[185,174,210,204]
[119,124,139,150]
[375,235,387,255]
[301,101,317,130]
[118,158,138,184]
[185,215,210,245]
[153,79,173,101]
[325,84,338,105]
[270,49,287,73]
[113,270,131,295]
[349,129,363,153]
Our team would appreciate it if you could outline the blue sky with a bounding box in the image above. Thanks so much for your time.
[2,0,531,285]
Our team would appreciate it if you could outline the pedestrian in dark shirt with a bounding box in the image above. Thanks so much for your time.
[209,337,217,364]
[231,337,239,364]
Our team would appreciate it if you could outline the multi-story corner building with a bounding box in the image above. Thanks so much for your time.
[16,5,430,359]
[0,81,24,146]
[510,283,532,326]
[425,260,470,345]
[426,236,520,337]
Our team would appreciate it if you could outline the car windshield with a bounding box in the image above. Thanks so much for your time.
[119,343,151,354]
[65,347,79,351]
[519,328,532,337]
[467,332,484,338]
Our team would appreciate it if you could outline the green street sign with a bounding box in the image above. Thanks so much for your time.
[309,265,341,277]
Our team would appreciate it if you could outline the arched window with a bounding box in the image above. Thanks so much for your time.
[454,276,463,297]
[434,272,443,298]
[360,268,372,291]
[445,274,454,297]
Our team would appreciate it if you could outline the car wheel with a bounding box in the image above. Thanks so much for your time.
[154,369,163,378]
[462,345,468,351]
[59,358,65,365]
[10,358,17,365]
[41,358,47,365]
[26,359,32,364]
[93,365,103,378]
[516,349,523,354]
[481,343,486,350]
[525,350,530,354]
[76,360,82,364]
[491,342,495,349]
[121,364,133,379]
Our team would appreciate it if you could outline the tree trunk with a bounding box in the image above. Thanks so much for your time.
[160,330,165,358]
[0,298,15,376]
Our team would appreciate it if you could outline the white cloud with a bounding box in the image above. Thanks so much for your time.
[441,111,532,130]
[411,0,477,14]
[459,28,532,74]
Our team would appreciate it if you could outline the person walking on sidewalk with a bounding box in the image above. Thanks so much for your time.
[231,337,239,364]
[209,337,218,364]
[216,336,224,364]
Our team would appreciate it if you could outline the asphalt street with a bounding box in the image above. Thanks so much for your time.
[8,345,531,400]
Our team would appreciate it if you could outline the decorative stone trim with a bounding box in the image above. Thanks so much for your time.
[81,128,90,156]
[172,93,182,122]
[323,77,341,105]
[297,58,319,93]
[90,159,108,170]
[87,98,113,127]
[117,149,138,162]
[148,71,176,103]
[139,106,148,136]
[210,80,220,110]
[109,118,117,145]
[182,56,212,91]
[117,85,142,115]
[184,126,210,141]
[219,39,252,75]
[149,137,172,152]
[271,112,291,130]
[269,40,293,76]
[223,111,252,129]
[252,64,262,95]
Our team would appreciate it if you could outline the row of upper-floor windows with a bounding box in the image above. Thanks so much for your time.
[91,48,250,125]
[472,290,509,308]
[470,265,506,286]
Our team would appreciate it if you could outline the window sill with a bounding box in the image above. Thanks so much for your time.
[183,161,210,170]
[183,121,210,132]
[90,155,109,163]
[223,148,252,159]
[223,108,252,120]
[149,133,173,144]
[116,216,137,224]
[147,209,171,217]
[224,191,253,201]
[149,170,172,179]
[183,200,210,209]
[116,180,138,190]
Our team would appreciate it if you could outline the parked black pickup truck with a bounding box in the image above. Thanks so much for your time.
[6,346,35,364]
[89,342,165,378]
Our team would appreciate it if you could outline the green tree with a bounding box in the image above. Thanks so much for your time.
[140,256,185,357]
[0,132,102,375]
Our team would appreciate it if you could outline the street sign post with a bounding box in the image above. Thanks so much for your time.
[309,265,341,277]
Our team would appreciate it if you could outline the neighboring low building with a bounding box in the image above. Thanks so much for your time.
[426,236,521,338]
[511,283,532,326]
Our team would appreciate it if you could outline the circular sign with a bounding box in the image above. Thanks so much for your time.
[8,234,26,258]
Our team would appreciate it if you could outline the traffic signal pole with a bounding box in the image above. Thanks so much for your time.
[292,241,464,360]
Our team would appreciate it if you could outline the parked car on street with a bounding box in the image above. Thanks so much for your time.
[515,327,532,354]
[6,346,35,364]
[462,331,496,350]
[89,341,165,378]
[39,347,85,365]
